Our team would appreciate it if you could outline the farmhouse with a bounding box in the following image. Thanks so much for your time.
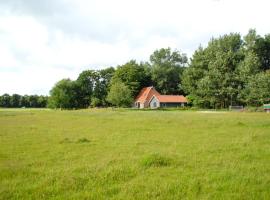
[134,86,188,109]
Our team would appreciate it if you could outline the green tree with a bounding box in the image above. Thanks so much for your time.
[93,67,115,106]
[244,71,270,106]
[107,81,133,107]
[110,60,151,98]
[37,96,48,107]
[0,94,48,108]
[0,94,11,107]
[48,79,77,109]
[254,34,270,71]
[10,94,21,107]
[182,46,208,96]
[183,33,244,108]
[76,70,97,108]
[20,95,30,107]
[28,95,39,107]
[149,47,188,94]
[236,29,261,103]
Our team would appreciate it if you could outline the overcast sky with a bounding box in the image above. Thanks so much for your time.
[0,0,269,95]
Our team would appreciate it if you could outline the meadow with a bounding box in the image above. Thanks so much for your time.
[0,108,270,200]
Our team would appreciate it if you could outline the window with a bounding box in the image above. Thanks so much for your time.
[153,102,157,107]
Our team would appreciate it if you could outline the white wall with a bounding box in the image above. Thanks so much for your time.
[149,96,160,109]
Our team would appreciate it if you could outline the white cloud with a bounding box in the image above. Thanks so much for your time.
[0,0,269,95]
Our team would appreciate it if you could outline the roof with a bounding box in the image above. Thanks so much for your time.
[135,86,159,102]
[156,95,188,103]
[135,86,188,103]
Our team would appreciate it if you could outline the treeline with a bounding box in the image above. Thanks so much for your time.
[2,29,268,109]
[48,48,188,109]
[49,29,270,109]
[182,29,270,108]
[0,94,48,108]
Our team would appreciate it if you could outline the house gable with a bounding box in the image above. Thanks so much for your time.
[134,86,160,108]
[135,87,188,108]
[149,95,160,108]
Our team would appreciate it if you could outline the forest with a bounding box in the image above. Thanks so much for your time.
[1,29,269,109]
[0,94,48,108]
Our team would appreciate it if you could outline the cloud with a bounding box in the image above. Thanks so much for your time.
[0,0,270,95]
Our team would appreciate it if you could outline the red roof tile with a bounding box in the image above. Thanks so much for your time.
[156,95,188,103]
[135,87,188,104]
[135,86,160,102]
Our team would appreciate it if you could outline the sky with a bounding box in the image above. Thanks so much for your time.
[0,0,269,95]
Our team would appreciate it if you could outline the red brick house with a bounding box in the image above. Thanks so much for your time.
[134,86,188,109]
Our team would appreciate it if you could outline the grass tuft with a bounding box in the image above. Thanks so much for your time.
[77,138,90,143]
[236,121,246,126]
[59,138,72,144]
[141,153,172,168]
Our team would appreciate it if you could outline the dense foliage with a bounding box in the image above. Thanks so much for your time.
[48,68,115,109]
[110,60,151,98]
[0,94,48,108]
[182,29,270,108]
[106,80,133,107]
[150,48,188,94]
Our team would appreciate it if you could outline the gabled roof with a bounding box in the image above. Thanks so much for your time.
[135,87,188,103]
[156,95,188,103]
[135,86,156,102]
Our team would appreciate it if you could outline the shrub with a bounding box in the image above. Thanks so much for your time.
[90,97,102,107]
[106,81,133,107]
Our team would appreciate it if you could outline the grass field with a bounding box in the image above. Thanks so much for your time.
[0,109,270,199]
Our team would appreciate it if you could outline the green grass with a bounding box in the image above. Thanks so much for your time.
[0,108,270,199]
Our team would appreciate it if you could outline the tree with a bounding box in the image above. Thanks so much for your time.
[92,67,115,106]
[236,29,261,103]
[75,67,116,108]
[244,71,270,106]
[110,60,151,98]
[0,94,11,107]
[254,34,270,71]
[149,47,188,94]
[48,79,77,109]
[183,33,244,108]
[0,94,48,108]
[28,95,39,107]
[76,70,97,108]
[242,29,270,71]
[37,96,48,107]
[10,94,21,107]
[107,81,133,107]
[182,46,208,96]
[20,95,29,107]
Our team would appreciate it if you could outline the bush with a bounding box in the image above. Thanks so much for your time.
[107,81,133,107]
[90,97,102,107]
